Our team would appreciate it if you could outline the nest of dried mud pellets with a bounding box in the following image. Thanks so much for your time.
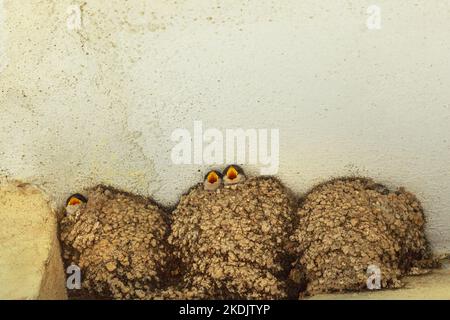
[160,177,297,299]
[60,185,171,299]
[289,177,432,296]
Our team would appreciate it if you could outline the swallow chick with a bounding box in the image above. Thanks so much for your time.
[65,193,87,215]
[203,170,223,191]
[60,185,171,300]
[223,165,246,186]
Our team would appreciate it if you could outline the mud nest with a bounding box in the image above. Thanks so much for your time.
[60,185,171,299]
[289,177,433,296]
[156,177,297,299]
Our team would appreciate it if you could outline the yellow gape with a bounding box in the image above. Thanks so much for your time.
[226,166,238,180]
[68,197,81,206]
[207,171,219,184]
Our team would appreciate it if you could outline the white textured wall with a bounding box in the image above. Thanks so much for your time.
[0,0,449,253]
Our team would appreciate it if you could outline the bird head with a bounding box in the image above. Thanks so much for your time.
[203,170,223,191]
[65,193,87,215]
[223,165,246,186]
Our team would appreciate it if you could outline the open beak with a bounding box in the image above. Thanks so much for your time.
[207,171,219,184]
[226,166,238,180]
[68,197,82,206]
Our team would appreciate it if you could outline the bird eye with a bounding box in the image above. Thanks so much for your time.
[227,166,238,180]
[207,172,218,183]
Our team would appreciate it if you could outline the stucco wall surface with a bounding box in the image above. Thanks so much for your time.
[0,1,449,253]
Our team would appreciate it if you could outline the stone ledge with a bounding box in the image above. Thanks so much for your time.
[0,181,67,300]
[308,259,450,300]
